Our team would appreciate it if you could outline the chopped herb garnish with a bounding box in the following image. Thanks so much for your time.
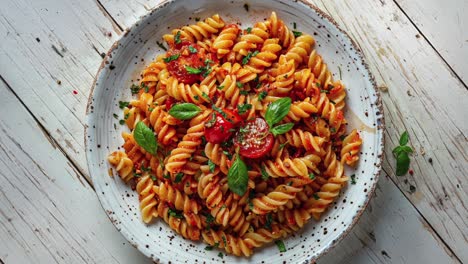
[320,89,330,94]
[174,172,184,183]
[309,173,316,180]
[150,175,157,181]
[222,235,227,246]
[142,83,149,93]
[124,113,130,120]
[246,27,252,33]
[130,84,140,95]
[119,119,125,125]
[261,165,270,180]
[350,174,356,184]
[204,242,219,251]
[174,31,182,44]
[258,91,268,101]
[212,105,232,122]
[217,85,224,90]
[330,127,336,133]
[313,193,320,200]
[156,41,167,51]
[163,54,180,63]
[239,90,249,95]
[292,30,302,37]
[242,50,260,65]
[237,103,252,114]
[163,173,170,179]
[208,159,216,173]
[218,252,224,258]
[222,150,232,160]
[202,92,211,102]
[275,240,287,252]
[194,95,200,101]
[236,82,243,88]
[113,113,118,119]
[168,208,184,219]
[119,101,130,109]
[188,45,197,53]
[185,65,203,74]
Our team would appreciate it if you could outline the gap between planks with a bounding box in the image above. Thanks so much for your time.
[0,75,95,191]
[392,0,468,90]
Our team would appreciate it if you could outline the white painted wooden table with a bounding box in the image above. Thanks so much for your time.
[0,0,466,263]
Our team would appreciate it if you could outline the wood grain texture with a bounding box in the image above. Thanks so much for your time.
[0,80,151,263]
[0,0,122,179]
[311,0,467,261]
[395,0,468,85]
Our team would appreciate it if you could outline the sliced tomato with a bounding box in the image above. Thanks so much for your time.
[204,109,242,144]
[234,117,274,159]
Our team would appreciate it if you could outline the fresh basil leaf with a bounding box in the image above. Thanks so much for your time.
[133,121,157,155]
[265,97,292,127]
[168,103,201,120]
[392,145,413,157]
[399,131,409,146]
[396,152,410,176]
[163,54,180,63]
[275,240,287,252]
[208,159,216,173]
[271,123,294,137]
[227,153,248,196]
[185,65,203,74]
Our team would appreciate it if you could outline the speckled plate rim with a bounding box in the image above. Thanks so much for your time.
[85,0,385,262]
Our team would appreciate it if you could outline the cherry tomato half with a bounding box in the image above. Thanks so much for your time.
[204,109,242,144]
[234,117,274,159]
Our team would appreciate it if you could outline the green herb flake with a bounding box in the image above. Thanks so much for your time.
[261,165,270,180]
[113,113,118,119]
[163,54,180,63]
[174,31,182,44]
[150,175,157,181]
[130,84,140,95]
[119,101,130,109]
[237,103,252,114]
[133,121,158,155]
[204,242,219,251]
[168,208,184,219]
[309,173,316,180]
[275,240,287,253]
[320,89,330,94]
[313,193,320,200]
[258,91,268,101]
[208,159,216,173]
[217,85,224,90]
[202,92,211,102]
[188,45,197,53]
[278,142,288,150]
[174,172,184,183]
[119,119,125,125]
[185,65,203,74]
[330,127,337,133]
[265,213,273,230]
[218,252,224,259]
[246,27,252,33]
[124,113,130,120]
[292,30,302,37]
[242,50,260,65]
[239,90,249,95]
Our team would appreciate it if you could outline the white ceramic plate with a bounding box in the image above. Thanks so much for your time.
[85,0,384,263]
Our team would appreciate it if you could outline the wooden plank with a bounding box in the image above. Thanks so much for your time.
[394,0,468,85]
[0,0,123,179]
[98,0,467,261]
[0,80,151,263]
[320,173,458,264]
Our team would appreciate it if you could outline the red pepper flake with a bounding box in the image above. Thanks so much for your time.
[72,90,78,95]
[409,169,414,175]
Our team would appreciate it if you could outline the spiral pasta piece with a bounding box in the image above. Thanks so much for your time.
[204,142,231,174]
[163,14,225,44]
[216,62,257,84]
[218,74,246,107]
[251,184,303,214]
[245,38,282,73]
[308,49,333,89]
[156,202,201,240]
[141,56,167,90]
[341,129,362,166]
[285,98,318,122]
[202,229,253,256]
[108,151,134,183]
[233,21,270,56]
[285,34,315,66]
[271,55,295,95]
[293,68,320,103]
[136,175,158,223]
[148,106,178,145]
[164,73,211,103]
[327,80,347,111]
[283,129,326,154]
[212,24,240,58]
[263,154,321,178]
[268,11,295,48]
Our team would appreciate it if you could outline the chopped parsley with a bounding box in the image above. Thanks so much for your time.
[258,91,268,101]
[246,27,252,33]
[174,172,184,183]
[265,213,273,230]
[188,45,197,53]
[351,174,357,184]
[239,90,249,95]
[185,65,203,74]
[119,101,129,109]
[261,165,270,180]
[168,208,184,219]
[309,173,316,180]
[237,103,252,114]
[275,240,287,252]
[130,84,140,95]
[242,50,259,65]
[236,82,243,88]
[292,30,302,37]
[163,54,180,63]
[119,119,125,125]
[313,193,320,200]
[113,113,118,119]
[217,85,224,90]
[174,31,182,44]
[204,242,219,251]
[208,159,216,173]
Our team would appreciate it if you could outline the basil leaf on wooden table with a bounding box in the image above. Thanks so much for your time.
[134,121,157,155]
[399,131,409,145]
[393,130,412,176]
[396,151,410,176]
[227,153,248,196]
[265,97,292,127]
[270,123,294,136]
[168,103,201,120]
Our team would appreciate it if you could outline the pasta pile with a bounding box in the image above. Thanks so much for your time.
[108,12,362,257]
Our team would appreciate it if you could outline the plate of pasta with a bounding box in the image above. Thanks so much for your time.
[86,0,384,263]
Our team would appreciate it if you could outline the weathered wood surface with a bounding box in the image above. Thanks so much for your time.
[0,79,150,263]
[0,0,466,262]
[395,0,468,85]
